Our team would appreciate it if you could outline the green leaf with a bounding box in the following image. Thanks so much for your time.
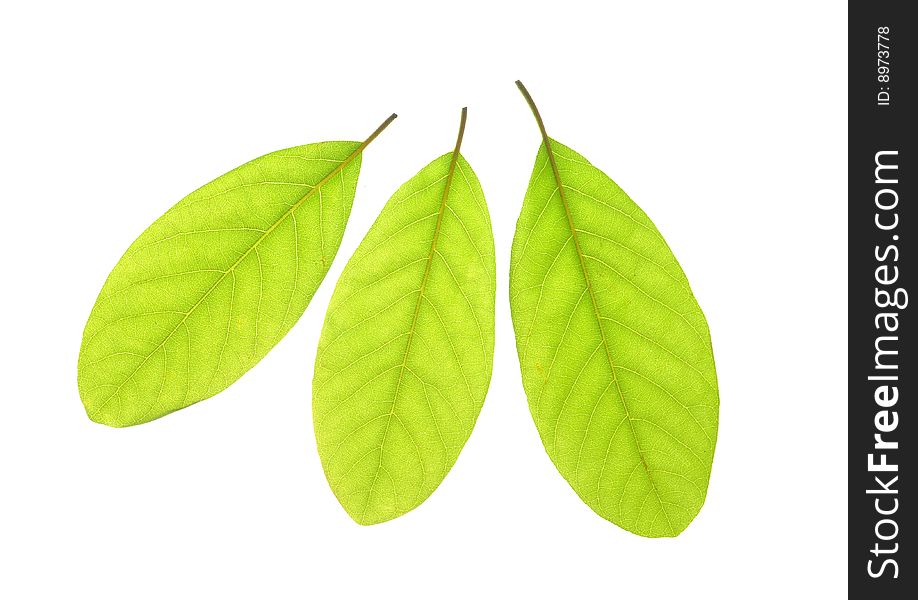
[313,109,495,525]
[510,82,719,537]
[78,114,397,427]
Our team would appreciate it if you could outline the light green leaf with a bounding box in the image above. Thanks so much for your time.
[510,82,719,537]
[313,109,495,525]
[78,115,397,427]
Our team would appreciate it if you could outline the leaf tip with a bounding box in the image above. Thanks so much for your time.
[345,505,397,527]
[84,407,127,428]
[78,388,136,428]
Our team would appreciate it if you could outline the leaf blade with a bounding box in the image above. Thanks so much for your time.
[314,113,495,524]
[510,84,718,537]
[78,116,395,427]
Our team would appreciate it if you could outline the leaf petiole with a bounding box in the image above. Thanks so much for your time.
[515,80,552,147]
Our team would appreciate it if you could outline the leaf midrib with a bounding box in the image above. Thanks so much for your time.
[90,118,395,419]
[511,82,675,534]
[362,110,467,519]
[544,139,674,534]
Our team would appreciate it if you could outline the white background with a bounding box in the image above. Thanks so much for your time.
[0,1,847,597]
